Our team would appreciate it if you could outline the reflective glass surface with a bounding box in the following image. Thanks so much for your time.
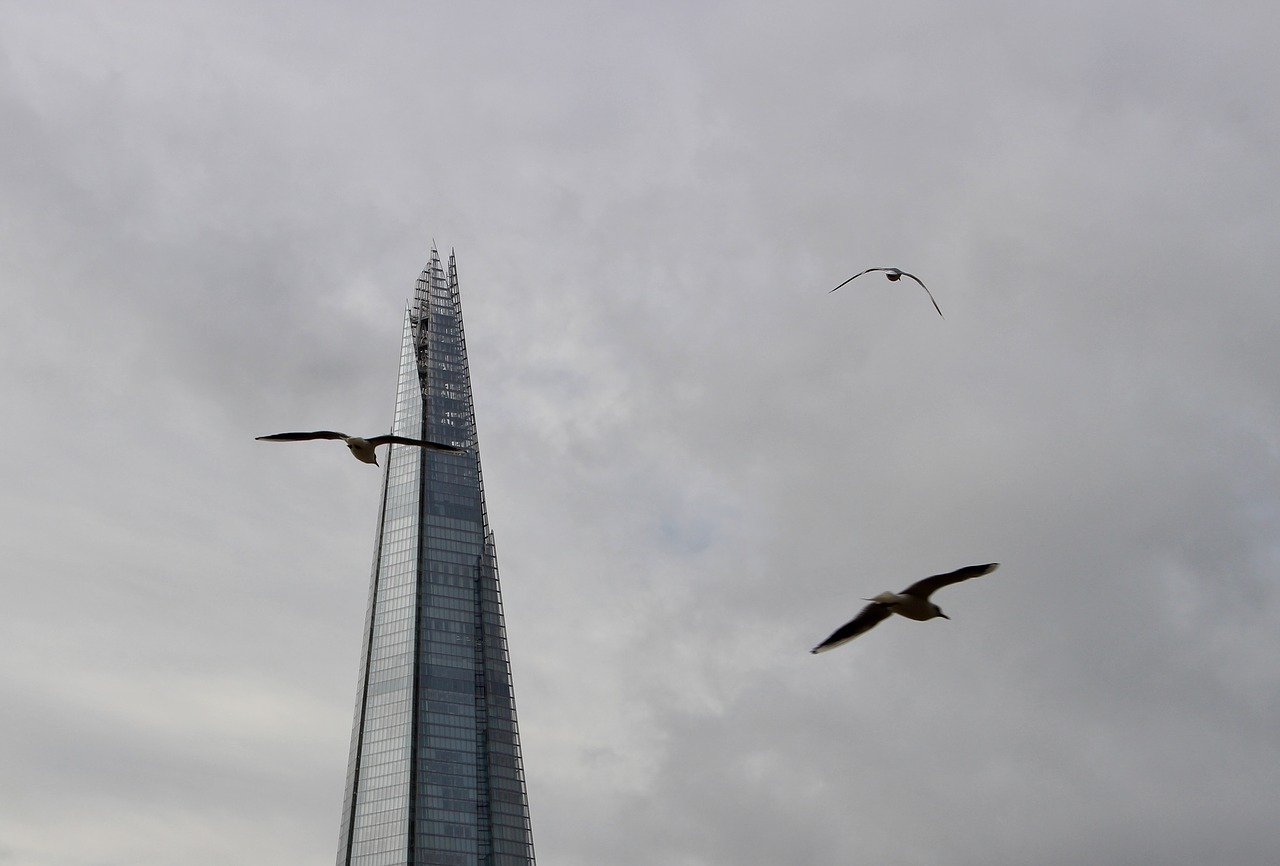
[339,251,535,866]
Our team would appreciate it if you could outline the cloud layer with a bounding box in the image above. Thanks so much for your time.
[2,2,1278,864]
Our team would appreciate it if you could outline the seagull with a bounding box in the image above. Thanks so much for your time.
[829,267,943,317]
[810,563,998,653]
[255,431,467,466]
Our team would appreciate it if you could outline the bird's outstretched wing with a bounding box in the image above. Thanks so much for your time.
[899,272,944,317]
[810,602,894,653]
[368,435,466,453]
[256,431,349,442]
[829,267,889,293]
[902,563,999,601]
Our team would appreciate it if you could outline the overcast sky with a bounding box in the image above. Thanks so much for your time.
[2,2,1278,864]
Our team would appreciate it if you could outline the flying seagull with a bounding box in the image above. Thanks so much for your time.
[255,431,467,466]
[810,563,998,653]
[829,267,943,317]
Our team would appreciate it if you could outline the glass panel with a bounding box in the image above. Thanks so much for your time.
[339,308,421,866]
[339,251,535,866]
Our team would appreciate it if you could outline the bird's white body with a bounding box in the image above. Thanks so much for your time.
[866,591,943,622]
[343,437,378,464]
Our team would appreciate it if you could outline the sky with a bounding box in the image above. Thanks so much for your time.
[2,1,1278,864]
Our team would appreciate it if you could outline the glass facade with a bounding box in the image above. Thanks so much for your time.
[338,250,535,866]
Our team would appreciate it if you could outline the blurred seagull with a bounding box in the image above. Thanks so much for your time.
[810,563,998,653]
[255,430,466,466]
[829,267,943,317]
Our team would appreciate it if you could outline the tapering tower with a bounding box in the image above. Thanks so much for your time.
[336,248,535,866]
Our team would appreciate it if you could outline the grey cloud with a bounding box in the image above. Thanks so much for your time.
[2,1,1278,864]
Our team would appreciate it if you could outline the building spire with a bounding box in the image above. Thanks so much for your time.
[336,249,535,866]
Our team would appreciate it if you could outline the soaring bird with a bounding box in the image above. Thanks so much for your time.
[810,563,998,653]
[255,430,466,466]
[829,267,943,317]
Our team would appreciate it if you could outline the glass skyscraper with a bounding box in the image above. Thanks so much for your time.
[336,249,536,866]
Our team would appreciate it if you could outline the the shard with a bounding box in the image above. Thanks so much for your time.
[336,248,535,866]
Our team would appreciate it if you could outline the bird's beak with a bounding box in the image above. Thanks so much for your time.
[938,612,950,620]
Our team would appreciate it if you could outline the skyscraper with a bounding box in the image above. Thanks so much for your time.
[336,249,535,866]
